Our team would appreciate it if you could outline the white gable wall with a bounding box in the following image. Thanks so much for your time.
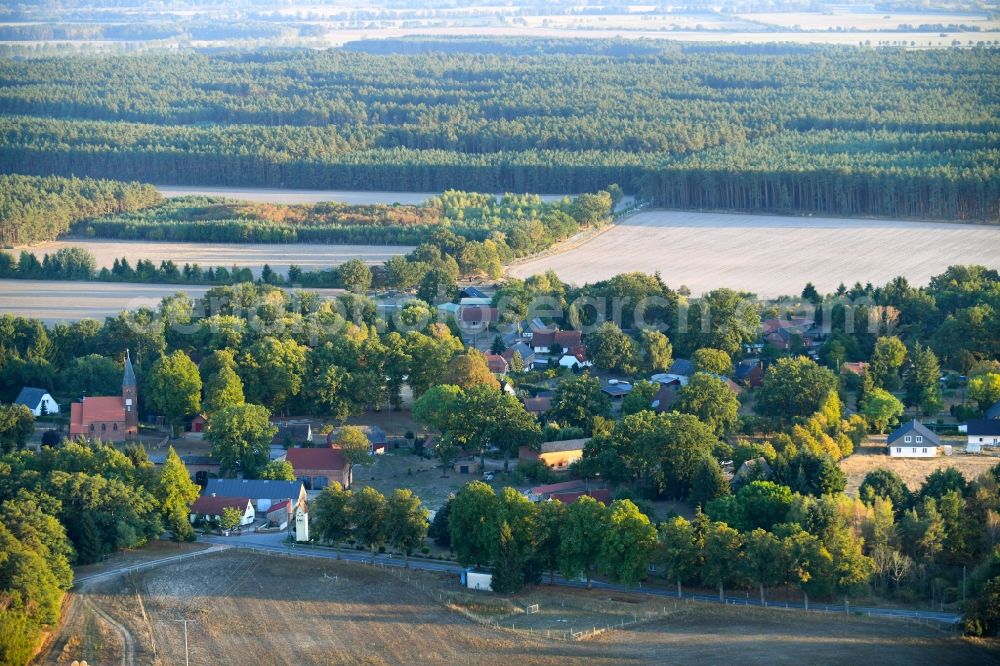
[967,435,1000,446]
[27,394,59,416]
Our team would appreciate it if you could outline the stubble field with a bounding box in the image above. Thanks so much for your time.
[7,239,412,275]
[840,443,999,495]
[38,551,999,666]
[508,210,1000,297]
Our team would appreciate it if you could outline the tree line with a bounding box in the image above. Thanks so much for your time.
[1,45,996,219]
[0,441,201,663]
[0,173,161,245]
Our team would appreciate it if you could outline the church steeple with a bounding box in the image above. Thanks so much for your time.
[122,349,136,388]
[122,350,138,436]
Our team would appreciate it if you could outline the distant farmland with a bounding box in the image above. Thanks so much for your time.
[7,239,412,275]
[509,210,1000,297]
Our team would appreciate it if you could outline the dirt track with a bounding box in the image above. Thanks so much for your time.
[508,210,1000,297]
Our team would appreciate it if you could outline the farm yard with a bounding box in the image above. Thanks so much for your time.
[840,443,1000,496]
[508,210,1000,298]
[38,551,997,666]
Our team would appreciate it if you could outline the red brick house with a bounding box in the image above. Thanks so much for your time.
[69,352,138,442]
[532,329,583,355]
[484,353,509,374]
[285,446,351,491]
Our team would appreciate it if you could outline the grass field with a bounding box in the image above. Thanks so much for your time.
[840,443,999,495]
[40,551,1000,665]
[508,210,1000,297]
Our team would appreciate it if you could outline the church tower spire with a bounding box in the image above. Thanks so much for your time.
[122,350,138,436]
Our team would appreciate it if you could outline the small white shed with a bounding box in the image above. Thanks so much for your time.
[463,569,493,591]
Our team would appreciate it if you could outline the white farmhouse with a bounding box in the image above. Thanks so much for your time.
[14,387,59,416]
[964,419,1000,453]
[887,420,940,458]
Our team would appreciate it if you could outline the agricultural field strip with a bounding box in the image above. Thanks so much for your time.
[509,210,1000,298]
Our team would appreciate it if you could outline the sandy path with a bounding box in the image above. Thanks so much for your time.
[508,210,1000,297]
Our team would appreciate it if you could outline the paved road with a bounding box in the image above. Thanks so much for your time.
[198,534,961,625]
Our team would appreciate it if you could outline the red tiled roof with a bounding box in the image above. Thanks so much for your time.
[484,353,508,373]
[191,495,251,515]
[549,489,611,506]
[69,396,125,434]
[531,480,585,495]
[285,446,349,472]
[533,330,583,349]
[266,499,291,515]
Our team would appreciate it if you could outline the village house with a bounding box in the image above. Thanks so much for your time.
[14,387,59,416]
[523,395,552,417]
[519,438,588,470]
[887,420,940,458]
[501,342,535,369]
[265,499,292,529]
[558,346,592,370]
[272,421,313,447]
[734,359,765,387]
[761,318,817,352]
[525,479,608,503]
[532,329,583,356]
[68,352,138,442]
[484,352,509,375]
[840,361,869,377]
[601,382,633,402]
[189,495,255,526]
[963,419,1000,453]
[326,424,388,454]
[202,478,307,514]
[285,446,351,490]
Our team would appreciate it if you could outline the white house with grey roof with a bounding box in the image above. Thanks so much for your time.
[887,420,940,458]
[14,387,59,416]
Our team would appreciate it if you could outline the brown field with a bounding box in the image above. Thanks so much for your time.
[0,279,344,324]
[840,443,1000,495]
[7,239,412,275]
[38,550,999,666]
[508,210,1000,297]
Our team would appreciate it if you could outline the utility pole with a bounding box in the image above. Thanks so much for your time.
[173,618,196,666]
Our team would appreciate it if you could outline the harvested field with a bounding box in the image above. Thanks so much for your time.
[6,239,412,275]
[840,443,1000,495]
[0,280,343,324]
[743,11,1000,31]
[40,550,998,666]
[508,210,1000,297]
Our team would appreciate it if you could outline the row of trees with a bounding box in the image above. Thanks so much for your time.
[0,440,203,662]
[0,173,161,245]
[312,484,429,567]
